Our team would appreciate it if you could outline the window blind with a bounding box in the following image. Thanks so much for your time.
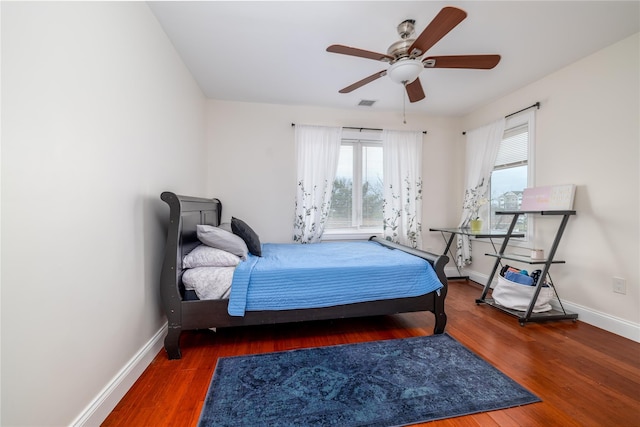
[494,124,528,169]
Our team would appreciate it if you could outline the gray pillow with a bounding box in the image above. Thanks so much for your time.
[196,224,248,260]
[231,217,262,256]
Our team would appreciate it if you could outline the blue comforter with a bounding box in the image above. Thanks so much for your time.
[228,241,443,316]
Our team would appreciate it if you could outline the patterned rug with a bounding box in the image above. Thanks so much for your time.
[198,334,540,426]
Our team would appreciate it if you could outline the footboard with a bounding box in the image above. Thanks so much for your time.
[369,236,448,333]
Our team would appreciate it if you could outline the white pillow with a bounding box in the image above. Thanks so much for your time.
[183,244,241,269]
[182,267,234,300]
[196,224,248,260]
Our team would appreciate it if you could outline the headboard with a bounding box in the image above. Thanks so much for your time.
[160,192,222,303]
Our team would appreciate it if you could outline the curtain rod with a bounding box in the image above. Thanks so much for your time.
[505,101,540,118]
[291,123,427,134]
[462,102,540,135]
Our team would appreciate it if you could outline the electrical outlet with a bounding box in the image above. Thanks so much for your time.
[612,277,627,294]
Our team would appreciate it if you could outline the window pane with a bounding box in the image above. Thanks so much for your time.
[489,119,530,236]
[327,145,353,228]
[327,142,384,231]
[362,145,383,227]
[490,165,527,232]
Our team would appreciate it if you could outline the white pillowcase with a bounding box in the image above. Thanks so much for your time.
[196,224,248,260]
[182,267,234,300]
[183,244,241,269]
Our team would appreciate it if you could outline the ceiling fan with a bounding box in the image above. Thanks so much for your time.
[326,6,501,103]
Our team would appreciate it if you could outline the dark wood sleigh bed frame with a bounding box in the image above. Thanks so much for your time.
[160,192,449,360]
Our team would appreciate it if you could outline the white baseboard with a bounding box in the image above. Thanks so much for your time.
[71,323,168,427]
[556,300,640,343]
[455,268,640,343]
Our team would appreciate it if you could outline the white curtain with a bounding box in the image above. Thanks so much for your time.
[293,124,342,243]
[456,118,506,267]
[382,130,423,248]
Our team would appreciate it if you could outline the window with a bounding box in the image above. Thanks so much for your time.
[488,113,534,237]
[325,130,383,233]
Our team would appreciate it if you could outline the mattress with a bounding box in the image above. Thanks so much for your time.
[227,240,443,316]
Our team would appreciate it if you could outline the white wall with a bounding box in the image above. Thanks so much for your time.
[1,3,207,425]
[205,100,462,247]
[461,33,640,339]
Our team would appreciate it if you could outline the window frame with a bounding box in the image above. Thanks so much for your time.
[486,111,535,245]
[324,129,384,240]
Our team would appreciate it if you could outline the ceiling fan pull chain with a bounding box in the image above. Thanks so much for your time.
[403,85,407,124]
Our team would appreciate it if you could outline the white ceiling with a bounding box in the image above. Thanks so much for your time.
[148,1,640,117]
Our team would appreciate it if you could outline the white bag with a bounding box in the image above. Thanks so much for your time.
[492,275,554,312]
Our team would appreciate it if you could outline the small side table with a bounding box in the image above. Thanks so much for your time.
[429,227,525,280]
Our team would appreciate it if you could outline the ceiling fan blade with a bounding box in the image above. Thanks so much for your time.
[405,78,425,103]
[423,55,501,69]
[408,7,467,57]
[339,70,387,93]
[327,44,394,62]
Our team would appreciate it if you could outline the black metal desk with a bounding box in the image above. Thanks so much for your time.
[429,227,525,280]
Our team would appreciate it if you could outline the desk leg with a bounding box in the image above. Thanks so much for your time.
[439,231,468,280]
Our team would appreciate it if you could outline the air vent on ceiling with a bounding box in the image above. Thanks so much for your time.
[358,99,376,107]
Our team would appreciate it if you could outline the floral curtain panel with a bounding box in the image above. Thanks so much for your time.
[293,125,342,243]
[456,118,505,267]
[382,130,424,249]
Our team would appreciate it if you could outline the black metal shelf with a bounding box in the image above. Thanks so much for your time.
[485,253,566,265]
[476,297,578,325]
[496,209,576,216]
[476,210,577,325]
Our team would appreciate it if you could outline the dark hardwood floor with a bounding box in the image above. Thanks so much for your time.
[102,281,640,426]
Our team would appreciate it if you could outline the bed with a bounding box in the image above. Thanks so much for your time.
[160,192,449,359]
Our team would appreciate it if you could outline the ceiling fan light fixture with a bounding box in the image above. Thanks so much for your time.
[387,59,423,84]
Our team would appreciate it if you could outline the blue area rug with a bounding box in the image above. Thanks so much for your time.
[198,334,540,426]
